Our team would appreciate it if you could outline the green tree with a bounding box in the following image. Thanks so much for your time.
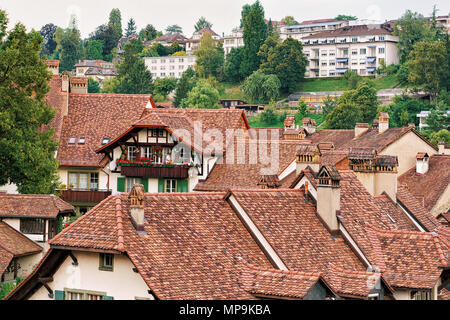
[125,18,137,37]
[174,67,196,107]
[85,40,104,60]
[194,17,213,32]
[295,101,308,124]
[334,14,357,21]
[108,8,123,37]
[115,40,153,94]
[39,23,58,57]
[325,103,363,129]
[343,69,361,88]
[260,106,278,125]
[257,33,279,66]
[241,0,267,78]
[338,81,379,123]
[101,77,119,93]
[394,10,433,63]
[87,78,100,93]
[166,25,183,34]
[194,33,224,79]
[281,16,298,26]
[224,47,244,83]
[386,94,428,127]
[240,4,252,28]
[58,27,82,71]
[167,41,183,55]
[407,41,448,102]
[427,129,450,146]
[139,24,158,42]
[154,77,178,100]
[260,37,307,93]
[180,80,220,108]
[0,10,59,193]
[322,96,337,117]
[89,24,121,61]
[241,70,281,104]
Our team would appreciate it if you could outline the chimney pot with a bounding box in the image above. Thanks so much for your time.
[129,184,146,232]
[416,153,429,174]
[378,112,389,134]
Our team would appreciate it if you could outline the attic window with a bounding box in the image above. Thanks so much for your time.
[78,137,86,144]
[68,137,76,144]
[101,138,111,145]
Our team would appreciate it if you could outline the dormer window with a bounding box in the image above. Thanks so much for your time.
[78,137,86,144]
[68,137,76,144]
[101,138,111,145]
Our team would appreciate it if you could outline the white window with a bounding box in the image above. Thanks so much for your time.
[78,137,86,144]
[165,179,177,193]
[379,36,385,41]
[152,60,157,64]
[170,66,175,70]
[169,72,175,76]
[126,177,141,193]
[360,48,366,55]
[141,147,151,158]
[352,37,358,42]
[169,59,175,63]
[179,65,184,70]
[160,59,166,63]
[160,73,166,77]
[128,146,139,161]
[160,66,166,70]
[68,137,76,144]
[179,58,184,63]
[378,47,385,54]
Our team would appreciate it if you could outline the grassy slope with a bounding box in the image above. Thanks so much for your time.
[248,113,325,129]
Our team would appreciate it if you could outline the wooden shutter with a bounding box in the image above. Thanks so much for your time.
[117,177,125,192]
[140,178,149,192]
[158,179,165,193]
[102,296,114,300]
[54,290,65,300]
[177,179,189,193]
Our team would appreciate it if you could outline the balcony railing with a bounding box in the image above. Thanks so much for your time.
[58,189,112,204]
[117,159,192,179]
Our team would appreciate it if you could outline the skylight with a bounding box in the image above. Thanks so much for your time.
[102,138,111,145]
[68,137,76,144]
[78,137,86,144]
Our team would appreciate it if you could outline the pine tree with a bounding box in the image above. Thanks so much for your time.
[0,10,59,193]
[125,18,137,37]
[109,8,123,37]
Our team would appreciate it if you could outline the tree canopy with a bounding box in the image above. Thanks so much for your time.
[194,33,224,79]
[180,80,220,108]
[108,8,123,37]
[39,23,58,57]
[281,16,298,26]
[125,18,137,37]
[0,10,59,193]
[194,17,213,32]
[241,70,281,104]
[334,14,357,21]
[166,24,183,34]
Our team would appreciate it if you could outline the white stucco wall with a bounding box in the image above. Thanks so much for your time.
[29,251,152,300]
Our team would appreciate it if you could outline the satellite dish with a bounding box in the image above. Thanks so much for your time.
[109,161,117,171]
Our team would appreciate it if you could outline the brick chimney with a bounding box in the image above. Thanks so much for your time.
[317,166,341,233]
[438,141,449,155]
[44,60,60,75]
[296,144,321,174]
[416,153,429,174]
[302,118,316,134]
[69,77,88,94]
[284,115,295,129]
[129,184,146,232]
[354,123,369,138]
[378,112,389,134]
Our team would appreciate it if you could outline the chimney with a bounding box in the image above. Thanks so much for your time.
[317,166,341,233]
[296,144,321,174]
[44,60,60,75]
[302,118,316,134]
[416,153,429,174]
[284,115,295,129]
[354,123,369,138]
[61,72,70,92]
[129,184,146,232]
[69,77,88,94]
[438,141,449,155]
[378,112,389,134]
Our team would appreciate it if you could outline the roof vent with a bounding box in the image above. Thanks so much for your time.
[102,137,111,145]
[68,137,76,144]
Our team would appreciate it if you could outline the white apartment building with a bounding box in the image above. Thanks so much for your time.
[302,24,399,78]
[223,29,244,55]
[144,56,197,79]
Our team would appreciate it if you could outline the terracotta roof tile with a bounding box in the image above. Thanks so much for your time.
[398,155,450,212]
[0,245,14,276]
[0,221,42,258]
[0,194,74,218]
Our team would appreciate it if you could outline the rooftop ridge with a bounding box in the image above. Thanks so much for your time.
[69,93,153,98]
[242,260,322,278]
[328,263,377,277]
[115,196,125,252]
[432,236,448,267]
[368,225,436,239]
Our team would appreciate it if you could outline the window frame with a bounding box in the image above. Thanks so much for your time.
[20,218,45,235]
[64,288,108,300]
[68,172,99,191]
[99,253,114,272]
[165,179,177,193]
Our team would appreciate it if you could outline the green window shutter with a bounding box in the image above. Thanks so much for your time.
[117,177,125,192]
[177,179,189,193]
[102,296,114,300]
[140,178,149,192]
[158,179,165,193]
[54,290,65,300]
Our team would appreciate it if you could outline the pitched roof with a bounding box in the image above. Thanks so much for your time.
[0,221,42,258]
[240,262,329,299]
[45,75,67,141]
[230,189,366,273]
[57,93,153,167]
[303,24,393,39]
[398,155,450,212]
[0,245,14,276]
[194,140,301,191]
[0,194,74,218]
[151,33,188,43]
[50,192,273,299]
[367,227,448,289]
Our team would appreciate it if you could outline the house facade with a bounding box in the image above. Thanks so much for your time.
[186,28,222,55]
[144,55,196,79]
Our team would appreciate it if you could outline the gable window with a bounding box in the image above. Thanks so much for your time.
[165,179,177,193]
[99,253,114,271]
[128,146,139,161]
[150,129,165,137]
[20,218,45,235]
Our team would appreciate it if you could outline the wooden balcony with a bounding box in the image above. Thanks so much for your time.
[121,165,189,179]
[58,189,112,204]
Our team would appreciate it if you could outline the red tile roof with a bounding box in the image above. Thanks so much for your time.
[57,93,153,167]
[0,245,14,276]
[0,194,74,218]
[398,155,450,212]
[367,227,448,289]
[50,192,273,299]
[45,75,67,141]
[0,221,42,258]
